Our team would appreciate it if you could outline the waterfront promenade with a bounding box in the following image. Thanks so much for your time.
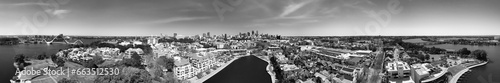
[449,61,488,83]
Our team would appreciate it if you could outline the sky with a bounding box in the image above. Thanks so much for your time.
[1,0,500,36]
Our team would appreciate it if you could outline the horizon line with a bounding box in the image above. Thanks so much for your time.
[1,34,499,37]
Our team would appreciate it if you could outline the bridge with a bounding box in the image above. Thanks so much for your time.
[42,37,84,45]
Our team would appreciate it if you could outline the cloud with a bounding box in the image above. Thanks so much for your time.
[53,10,71,18]
[44,9,71,19]
[5,2,50,7]
[279,0,315,17]
[136,17,211,25]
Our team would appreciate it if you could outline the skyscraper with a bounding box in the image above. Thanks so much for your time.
[173,33,178,38]
[207,32,210,38]
[224,34,227,39]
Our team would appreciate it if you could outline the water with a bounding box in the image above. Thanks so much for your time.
[204,55,271,83]
[0,39,99,82]
[426,44,500,83]
[403,38,428,43]
[0,44,68,82]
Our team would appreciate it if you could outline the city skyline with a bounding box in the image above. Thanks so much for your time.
[1,0,500,36]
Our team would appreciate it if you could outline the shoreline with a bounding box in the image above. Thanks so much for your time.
[191,55,247,83]
[257,56,276,83]
[449,61,489,83]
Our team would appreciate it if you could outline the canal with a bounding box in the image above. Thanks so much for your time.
[204,55,272,83]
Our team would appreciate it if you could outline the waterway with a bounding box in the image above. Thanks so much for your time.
[0,44,68,82]
[403,38,429,43]
[204,55,271,83]
[0,39,99,82]
[426,44,500,83]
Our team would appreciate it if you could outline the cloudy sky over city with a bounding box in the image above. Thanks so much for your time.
[1,0,500,36]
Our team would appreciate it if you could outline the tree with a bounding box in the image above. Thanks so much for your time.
[36,53,48,60]
[471,50,488,61]
[122,53,142,68]
[91,55,105,65]
[14,54,26,63]
[425,54,430,60]
[315,77,322,83]
[83,61,98,68]
[58,78,78,83]
[457,48,471,57]
[131,53,142,61]
[156,56,175,71]
[50,54,65,67]
[95,67,152,83]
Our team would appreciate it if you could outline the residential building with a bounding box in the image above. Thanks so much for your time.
[173,56,194,80]
[125,48,144,55]
[147,37,158,45]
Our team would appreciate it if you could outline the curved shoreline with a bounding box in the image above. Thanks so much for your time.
[194,55,276,83]
[259,56,276,83]
[449,61,488,83]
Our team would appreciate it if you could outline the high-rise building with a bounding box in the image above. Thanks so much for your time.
[224,34,227,39]
[202,33,206,38]
[252,30,255,35]
[207,32,211,38]
[173,33,178,38]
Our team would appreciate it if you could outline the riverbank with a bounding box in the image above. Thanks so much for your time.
[256,56,276,83]
[191,55,247,83]
[449,61,489,83]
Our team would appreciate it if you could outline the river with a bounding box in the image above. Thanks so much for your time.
[426,44,500,83]
[0,44,68,82]
[403,38,428,43]
[0,39,99,82]
[204,55,271,83]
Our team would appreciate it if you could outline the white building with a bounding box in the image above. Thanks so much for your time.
[147,37,158,45]
[411,64,431,82]
[173,53,217,80]
[173,56,195,80]
[119,41,131,46]
[125,48,144,55]
[386,61,411,78]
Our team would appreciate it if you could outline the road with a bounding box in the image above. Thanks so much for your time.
[362,47,385,83]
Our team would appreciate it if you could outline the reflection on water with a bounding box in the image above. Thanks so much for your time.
[205,55,271,83]
[0,39,100,82]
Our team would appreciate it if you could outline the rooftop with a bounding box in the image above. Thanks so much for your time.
[174,56,190,66]
[187,53,215,61]
[387,61,410,72]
